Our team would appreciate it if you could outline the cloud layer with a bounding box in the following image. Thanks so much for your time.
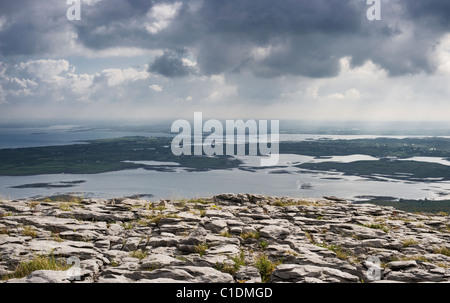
[0,0,449,122]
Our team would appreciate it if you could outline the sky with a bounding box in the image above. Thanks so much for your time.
[0,0,450,123]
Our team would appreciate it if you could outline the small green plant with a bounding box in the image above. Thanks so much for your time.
[254,254,281,283]
[304,231,315,244]
[232,250,246,268]
[51,232,64,242]
[220,230,231,238]
[154,205,166,211]
[402,238,419,247]
[2,255,70,280]
[122,222,134,230]
[59,203,72,212]
[28,201,40,209]
[109,258,119,267]
[434,246,450,257]
[214,262,236,275]
[194,243,209,257]
[317,243,350,260]
[258,240,269,250]
[130,249,148,260]
[137,219,149,226]
[148,213,179,226]
[0,227,9,235]
[444,224,450,233]
[215,250,246,276]
[360,223,389,233]
[241,230,260,240]
[22,226,37,238]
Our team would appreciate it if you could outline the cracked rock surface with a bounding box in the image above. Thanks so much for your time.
[0,193,449,283]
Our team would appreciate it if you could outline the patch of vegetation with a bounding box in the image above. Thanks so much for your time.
[130,249,148,260]
[299,159,450,183]
[359,223,389,233]
[402,238,419,247]
[37,195,83,204]
[148,213,179,226]
[51,232,64,242]
[0,227,9,235]
[215,250,246,276]
[122,222,134,230]
[258,240,269,250]
[2,255,71,280]
[28,201,41,209]
[317,243,351,261]
[59,203,73,212]
[434,246,450,257]
[194,243,209,257]
[109,258,119,267]
[304,231,315,244]
[241,230,261,240]
[0,136,242,176]
[220,230,232,238]
[283,137,450,159]
[254,254,282,283]
[22,226,37,238]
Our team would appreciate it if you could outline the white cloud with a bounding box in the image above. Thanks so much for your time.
[101,67,149,86]
[81,0,102,6]
[0,17,7,32]
[149,84,163,92]
[433,33,450,75]
[18,59,71,80]
[145,2,182,34]
[181,58,197,68]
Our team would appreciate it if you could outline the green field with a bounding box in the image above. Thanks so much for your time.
[297,159,450,182]
[0,136,241,176]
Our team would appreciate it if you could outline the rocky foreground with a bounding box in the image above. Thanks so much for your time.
[0,193,449,283]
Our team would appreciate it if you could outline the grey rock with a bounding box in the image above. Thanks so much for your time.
[122,237,144,251]
[259,225,290,239]
[387,260,417,270]
[271,264,359,283]
[2,194,449,283]
[6,270,71,283]
[361,239,389,248]
[235,266,262,283]
[140,254,182,270]
[97,275,131,283]
[142,266,234,283]
[205,244,241,256]
[205,219,228,233]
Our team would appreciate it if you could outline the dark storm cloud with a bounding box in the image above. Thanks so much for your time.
[0,0,68,56]
[171,0,367,77]
[148,49,195,77]
[0,0,449,78]
[404,0,450,29]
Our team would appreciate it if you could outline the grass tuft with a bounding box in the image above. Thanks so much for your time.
[2,255,70,280]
